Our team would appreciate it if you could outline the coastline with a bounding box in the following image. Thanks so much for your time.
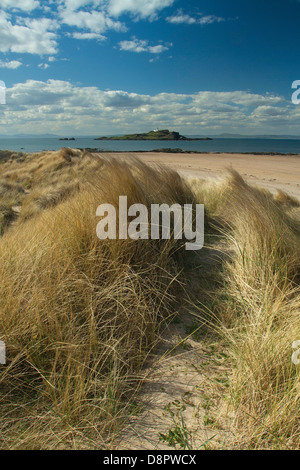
[77,148,300,156]
[1,148,300,199]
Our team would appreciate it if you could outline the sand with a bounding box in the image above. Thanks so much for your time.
[97,152,300,200]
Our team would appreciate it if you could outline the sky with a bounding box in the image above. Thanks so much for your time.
[0,0,300,136]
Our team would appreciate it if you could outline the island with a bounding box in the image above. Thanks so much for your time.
[94,129,212,141]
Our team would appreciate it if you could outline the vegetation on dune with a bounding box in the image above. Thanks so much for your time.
[0,147,299,449]
[219,175,300,448]
[190,171,300,448]
[0,149,192,449]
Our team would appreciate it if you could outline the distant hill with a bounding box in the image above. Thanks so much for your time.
[95,129,212,141]
[0,133,61,139]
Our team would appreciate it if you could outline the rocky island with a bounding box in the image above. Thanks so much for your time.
[94,129,212,141]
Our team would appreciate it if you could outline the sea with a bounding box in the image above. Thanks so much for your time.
[0,137,300,155]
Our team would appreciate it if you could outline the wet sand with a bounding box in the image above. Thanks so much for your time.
[99,152,300,200]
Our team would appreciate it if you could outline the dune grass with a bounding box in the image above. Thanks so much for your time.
[0,151,193,449]
[0,149,299,449]
[191,170,300,449]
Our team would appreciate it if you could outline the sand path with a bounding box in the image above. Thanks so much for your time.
[116,246,235,451]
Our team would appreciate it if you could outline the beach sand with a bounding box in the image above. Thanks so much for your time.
[97,152,300,200]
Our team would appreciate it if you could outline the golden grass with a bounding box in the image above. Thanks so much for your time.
[0,153,193,449]
[0,148,103,233]
[274,189,300,208]
[191,170,300,449]
[0,149,299,449]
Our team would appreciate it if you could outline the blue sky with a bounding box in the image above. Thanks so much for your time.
[0,0,300,136]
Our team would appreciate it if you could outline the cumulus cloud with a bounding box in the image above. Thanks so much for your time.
[192,91,283,108]
[70,32,106,40]
[0,0,40,11]
[250,105,289,124]
[0,0,177,57]
[1,79,296,136]
[119,38,171,54]
[167,10,225,25]
[0,12,59,55]
[59,8,126,34]
[38,63,50,69]
[0,59,22,69]
[58,0,94,11]
[7,79,75,106]
[57,0,175,40]
[0,1,225,59]
[103,90,151,108]
[59,0,175,19]
[108,0,175,19]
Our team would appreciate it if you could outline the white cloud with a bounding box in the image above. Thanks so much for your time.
[38,63,50,69]
[59,0,175,19]
[148,44,170,53]
[59,8,126,34]
[71,32,106,40]
[103,90,150,108]
[0,12,59,55]
[0,59,22,69]
[167,10,225,25]
[7,79,75,106]
[108,0,175,19]
[1,79,296,136]
[198,15,225,25]
[119,38,171,53]
[167,13,197,25]
[0,0,39,11]
[192,91,283,108]
[250,105,288,123]
[0,0,177,57]
[58,0,105,11]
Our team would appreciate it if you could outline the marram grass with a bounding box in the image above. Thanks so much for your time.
[0,150,299,449]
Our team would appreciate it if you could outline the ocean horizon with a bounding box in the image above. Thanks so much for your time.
[1,137,300,155]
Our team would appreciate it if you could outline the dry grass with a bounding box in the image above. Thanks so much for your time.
[191,170,300,449]
[0,152,192,449]
[0,148,103,233]
[274,189,300,208]
[0,149,300,449]
[19,182,80,221]
[0,179,25,234]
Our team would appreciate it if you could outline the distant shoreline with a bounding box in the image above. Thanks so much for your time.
[1,136,300,155]
[2,149,300,159]
[75,148,300,157]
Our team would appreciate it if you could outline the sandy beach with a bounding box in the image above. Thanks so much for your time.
[100,151,300,200]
